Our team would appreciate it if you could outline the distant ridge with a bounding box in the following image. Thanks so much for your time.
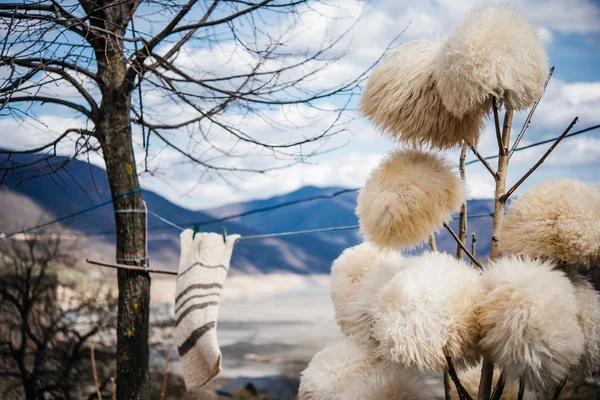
[0,152,494,274]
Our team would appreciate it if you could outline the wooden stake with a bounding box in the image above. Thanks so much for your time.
[87,258,177,276]
[91,343,102,400]
[478,106,513,400]
[159,349,171,400]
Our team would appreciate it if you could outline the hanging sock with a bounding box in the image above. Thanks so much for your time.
[174,230,239,390]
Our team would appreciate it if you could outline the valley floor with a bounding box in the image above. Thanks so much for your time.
[150,274,445,398]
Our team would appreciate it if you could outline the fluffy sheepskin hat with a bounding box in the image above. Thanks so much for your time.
[569,275,600,380]
[499,178,600,268]
[478,257,584,391]
[359,39,485,149]
[370,252,484,372]
[450,365,539,400]
[356,149,465,250]
[298,337,431,400]
[436,4,548,117]
[341,256,408,346]
[330,243,401,341]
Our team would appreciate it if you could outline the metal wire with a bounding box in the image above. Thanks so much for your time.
[240,225,360,240]
[0,189,142,240]
[148,210,185,231]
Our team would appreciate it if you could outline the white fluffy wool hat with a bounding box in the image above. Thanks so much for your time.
[499,178,600,267]
[298,337,432,400]
[569,275,600,380]
[356,149,465,250]
[478,257,584,391]
[436,3,548,117]
[342,256,409,347]
[359,39,485,149]
[370,252,483,372]
[330,243,402,342]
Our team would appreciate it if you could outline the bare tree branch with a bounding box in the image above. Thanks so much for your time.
[502,116,578,202]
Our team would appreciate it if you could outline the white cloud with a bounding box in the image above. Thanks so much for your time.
[537,26,554,46]
[535,80,600,127]
[3,0,600,210]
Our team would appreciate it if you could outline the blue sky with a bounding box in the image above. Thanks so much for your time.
[2,0,600,209]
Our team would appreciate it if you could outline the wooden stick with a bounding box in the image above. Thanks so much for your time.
[91,343,102,400]
[479,105,513,400]
[429,234,438,252]
[471,233,477,258]
[456,144,468,260]
[86,258,177,276]
[464,138,498,179]
[443,346,473,400]
[111,377,116,400]
[492,97,504,155]
[517,379,525,400]
[444,223,483,269]
[444,371,452,400]
[449,147,468,400]
[502,117,578,202]
[490,373,505,400]
[510,67,555,158]
[160,349,171,400]
[551,378,567,400]
[478,360,495,400]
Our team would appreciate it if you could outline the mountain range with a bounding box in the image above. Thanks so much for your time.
[0,152,495,274]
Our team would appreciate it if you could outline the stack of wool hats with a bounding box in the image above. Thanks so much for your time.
[298,3,600,399]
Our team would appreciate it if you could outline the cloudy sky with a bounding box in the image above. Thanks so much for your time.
[3,0,600,209]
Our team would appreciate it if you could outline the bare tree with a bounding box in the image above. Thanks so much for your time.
[0,1,388,398]
[0,235,116,400]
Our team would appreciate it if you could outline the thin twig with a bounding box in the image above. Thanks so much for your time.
[456,144,468,260]
[471,233,477,258]
[490,373,505,400]
[492,97,504,155]
[517,379,525,400]
[478,360,495,400]
[443,223,483,269]
[464,138,498,179]
[443,346,473,400]
[465,123,600,167]
[86,258,177,276]
[111,377,116,400]
[444,371,452,400]
[502,117,578,202]
[551,378,567,400]
[450,146,468,400]
[510,67,555,158]
[91,344,102,400]
[160,349,171,400]
[429,234,438,252]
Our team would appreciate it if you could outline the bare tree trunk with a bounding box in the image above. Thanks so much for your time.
[87,1,150,397]
[100,92,150,400]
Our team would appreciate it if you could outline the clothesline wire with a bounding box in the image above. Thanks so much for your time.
[195,187,360,228]
[0,189,142,241]
[238,212,494,240]
[147,210,185,231]
[2,123,599,241]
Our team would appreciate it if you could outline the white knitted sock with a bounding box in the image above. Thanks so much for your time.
[174,230,239,390]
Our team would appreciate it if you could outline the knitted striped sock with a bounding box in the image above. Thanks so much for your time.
[174,230,239,390]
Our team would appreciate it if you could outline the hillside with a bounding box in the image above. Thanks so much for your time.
[0,152,495,274]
